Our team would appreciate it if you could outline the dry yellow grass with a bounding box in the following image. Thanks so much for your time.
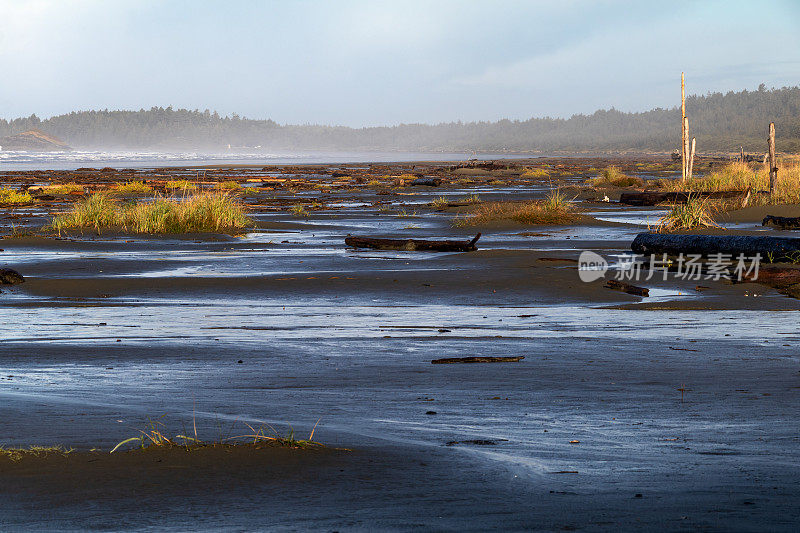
[454,190,577,226]
[520,167,550,178]
[0,188,33,204]
[658,160,800,206]
[113,181,152,194]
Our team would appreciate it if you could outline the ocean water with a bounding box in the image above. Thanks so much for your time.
[0,150,538,171]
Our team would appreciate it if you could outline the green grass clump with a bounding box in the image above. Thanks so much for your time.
[290,204,308,217]
[41,182,84,194]
[218,180,242,190]
[590,166,644,187]
[430,196,450,209]
[165,180,198,192]
[454,190,576,226]
[50,192,251,234]
[113,181,153,194]
[0,188,33,204]
[0,445,72,462]
[656,195,719,231]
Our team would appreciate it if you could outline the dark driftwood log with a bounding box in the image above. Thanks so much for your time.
[0,269,24,285]
[410,178,442,186]
[619,191,746,206]
[345,233,480,252]
[762,215,800,229]
[604,279,649,296]
[632,233,800,262]
[431,356,524,364]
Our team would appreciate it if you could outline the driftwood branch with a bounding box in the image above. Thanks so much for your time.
[763,215,800,229]
[345,233,481,252]
[604,279,649,296]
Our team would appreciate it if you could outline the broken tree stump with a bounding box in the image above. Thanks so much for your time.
[431,356,524,364]
[345,233,480,252]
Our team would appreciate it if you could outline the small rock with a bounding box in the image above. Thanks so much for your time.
[0,269,24,285]
[425,411,437,415]
[237,360,244,364]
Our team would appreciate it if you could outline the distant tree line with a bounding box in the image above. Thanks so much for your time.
[1,84,798,153]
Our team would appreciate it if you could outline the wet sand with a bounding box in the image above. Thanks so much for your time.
[2,158,800,531]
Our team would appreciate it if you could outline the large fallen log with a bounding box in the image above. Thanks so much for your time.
[619,190,747,206]
[632,233,800,262]
[345,233,480,252]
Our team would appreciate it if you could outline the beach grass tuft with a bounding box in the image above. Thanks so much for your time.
[0,445,72,462]
[453,190,577,226]
[656,195,720,231]
[590,166,644,187]
[0,188,33,204]
[165,180,198,192]
[50,192,251,234]
[113,181,153,194]
[41,183,84,195]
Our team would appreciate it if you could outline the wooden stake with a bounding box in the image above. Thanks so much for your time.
[769,122,777,196]
[681,73,686,181]
[740,146,744,163]
[689,137,696,179]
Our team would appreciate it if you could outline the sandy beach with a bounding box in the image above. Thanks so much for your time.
[1,158,800,531]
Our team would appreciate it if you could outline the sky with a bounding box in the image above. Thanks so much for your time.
[1,0,799,126]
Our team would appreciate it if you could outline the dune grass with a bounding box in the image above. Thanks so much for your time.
[113,181,153,194]
[0,445,72,462]
[658,160,800,206]
[0,188,33,204]
[50,192,251,234]
[589,166,644,187]
[110,418,323,454]
[218,180,242,190]
[40,182,84,194]
[656,195,720,231]
[454,190,577,226]
[165,179,198,192]
[521,167,550,178]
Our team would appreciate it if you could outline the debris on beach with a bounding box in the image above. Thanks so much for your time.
[0,269,24,285]
[345,233,480,252]
[431,356,523,364]
[604,279,649,297]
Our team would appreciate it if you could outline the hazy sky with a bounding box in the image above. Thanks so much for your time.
[1,0,799,126]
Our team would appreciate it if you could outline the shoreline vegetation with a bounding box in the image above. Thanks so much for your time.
[49,192,251,234]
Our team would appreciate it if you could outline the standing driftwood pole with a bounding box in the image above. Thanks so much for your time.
[688,137,696,180]
[681,73,686,181]
[740,146,744,163]
[769,122,777,196]
[683,117,690,180]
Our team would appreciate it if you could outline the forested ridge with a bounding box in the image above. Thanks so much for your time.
[1,85,798,153]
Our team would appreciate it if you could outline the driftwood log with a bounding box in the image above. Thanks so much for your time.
[345,233,480,252]
[604,279,649,296]
[762,215,800,229]
[431,356,523,364]
[619,191,746,206]
[632,233,800,262]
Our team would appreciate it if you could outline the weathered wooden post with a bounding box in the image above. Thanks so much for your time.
[688,137,696,180]
[683,117,690,180]
[681,73,686,181]
[740,146,744,163]
[769,122,777,196]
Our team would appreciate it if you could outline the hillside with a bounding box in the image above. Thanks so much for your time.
[0,129,71,151]
[0,85,797,153]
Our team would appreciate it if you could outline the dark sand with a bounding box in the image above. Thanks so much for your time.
[2,158,800,531]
